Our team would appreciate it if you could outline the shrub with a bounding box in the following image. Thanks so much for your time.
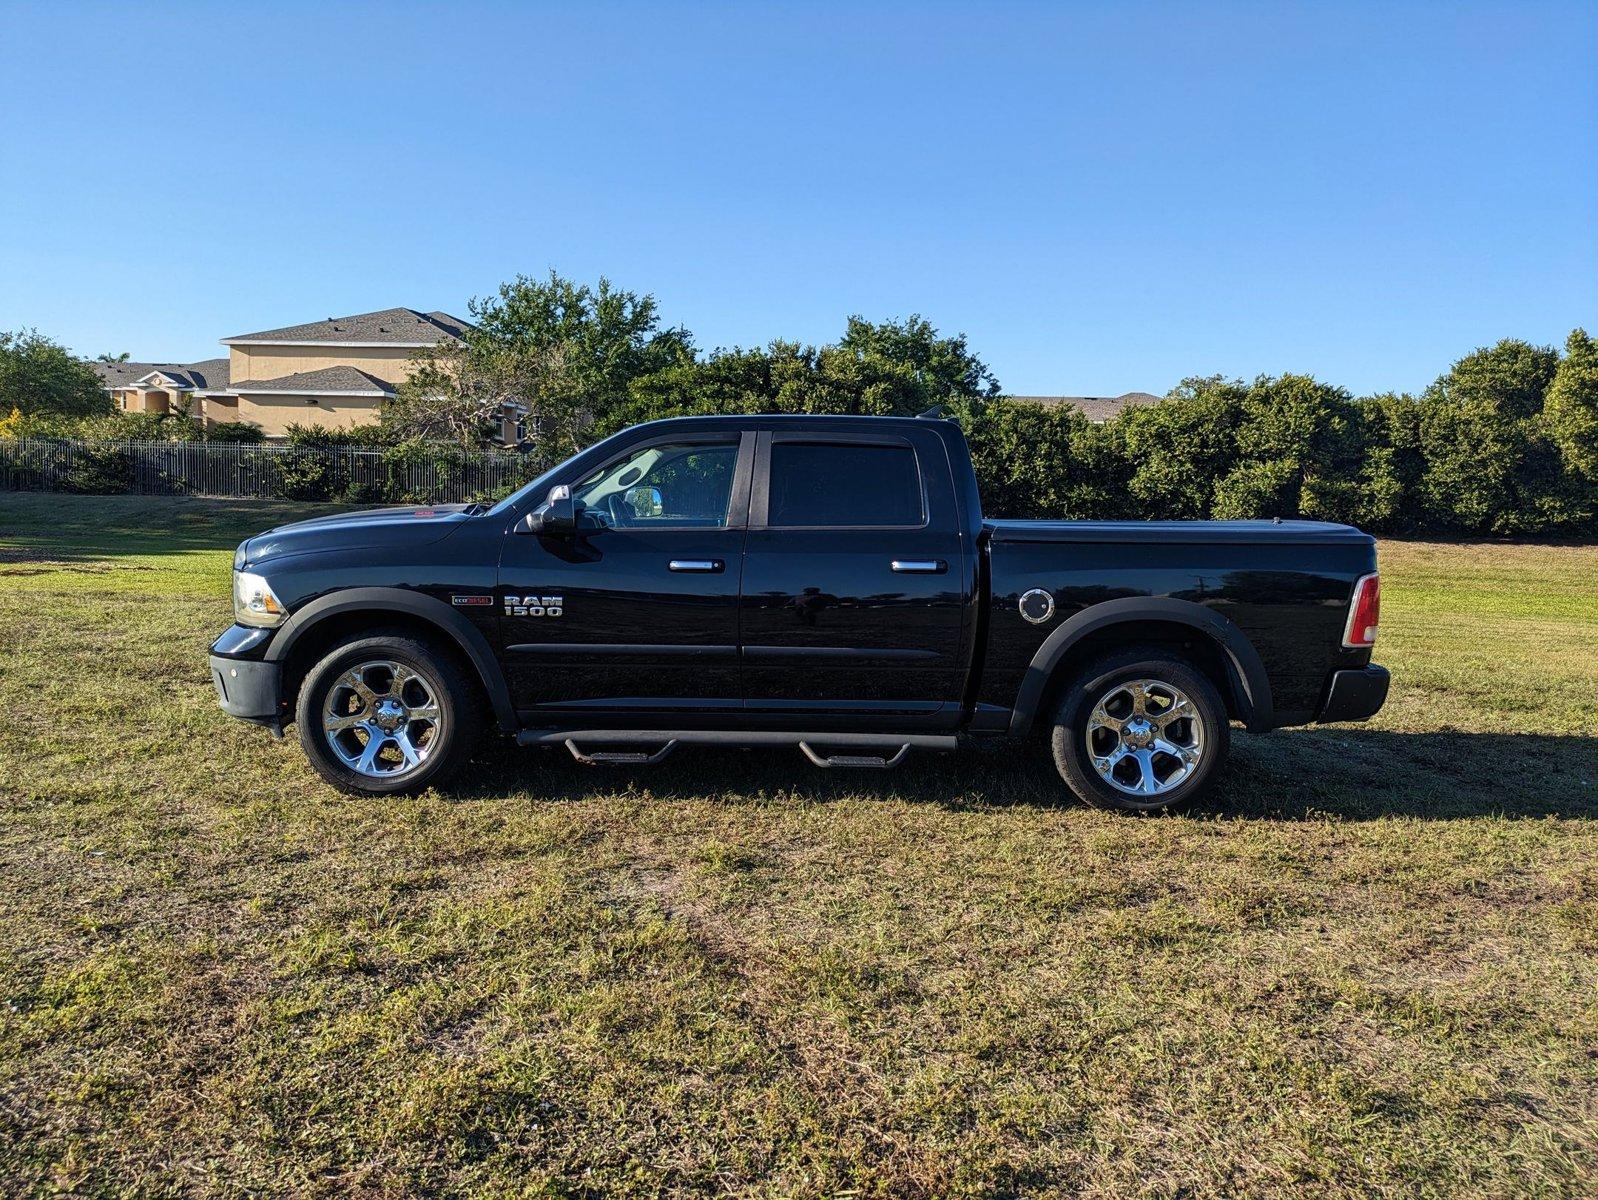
[272,451,334,501]
[63,443,134,493]
[208,421,265,443]
[284,422,388,447]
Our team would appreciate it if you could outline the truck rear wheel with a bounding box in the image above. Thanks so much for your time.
[1049,647,1229,814]
[294,632,481,796]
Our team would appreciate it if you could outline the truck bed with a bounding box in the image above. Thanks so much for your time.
[984,519,1375,546]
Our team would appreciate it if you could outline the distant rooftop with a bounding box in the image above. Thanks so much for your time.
[222,307,471,346]
[89,357,230,391]
[1006,391,1162,422]
[231,365,396,395]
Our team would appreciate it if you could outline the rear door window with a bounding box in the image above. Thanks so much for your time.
[766,442,924,528]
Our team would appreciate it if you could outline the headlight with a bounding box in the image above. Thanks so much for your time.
[233,571,287,627]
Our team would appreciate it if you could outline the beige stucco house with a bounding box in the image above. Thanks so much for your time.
[96,358,233,420]
[93,307,528,444]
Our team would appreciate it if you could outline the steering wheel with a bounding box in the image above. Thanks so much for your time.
[602,492,630,528]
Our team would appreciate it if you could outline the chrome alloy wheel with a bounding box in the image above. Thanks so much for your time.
[321,660,441,778]
[1085,678,1204,797]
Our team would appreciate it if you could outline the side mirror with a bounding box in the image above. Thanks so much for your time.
[624,484,663,518]
[521,484,581,536]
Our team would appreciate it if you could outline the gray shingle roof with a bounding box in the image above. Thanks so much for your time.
[1007,392,1161,422]
[162,358,230,390]
[89,357,231,391]
[222,307,471,346]
[231,365,396,395]
[90,360,173,387]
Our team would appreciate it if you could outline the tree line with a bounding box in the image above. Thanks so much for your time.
[405,273,1598,534]
[3,274,1596,533]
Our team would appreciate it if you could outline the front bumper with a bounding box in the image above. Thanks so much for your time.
[1316,664,1390,724]
[209,653,283,726]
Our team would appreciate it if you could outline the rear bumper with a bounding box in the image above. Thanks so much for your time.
[1315,664,1389,724]
[209,653,283,726]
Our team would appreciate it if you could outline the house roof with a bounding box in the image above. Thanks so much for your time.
[1007,392,1162,422]
[158,358,230,390]
[222,307,471,346]
[91,360,176,387]
[231,365,396,396]
[90,357,231,391]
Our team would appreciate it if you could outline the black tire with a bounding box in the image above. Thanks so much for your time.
[1049,646,1230,814]
[294,631,483,796]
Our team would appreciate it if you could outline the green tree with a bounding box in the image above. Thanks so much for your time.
[1544,328,1598,482]
[389,272,692,453]
[962,399,1125,519]
[0,329,109,418]
[612,314,1002,436]
[1116,376,1246,519]
[1417,339,1566,533]
[835,315,1001,406]
[1351,392,1425,531]
[607,345,785,433]
[1213,375,1362,522]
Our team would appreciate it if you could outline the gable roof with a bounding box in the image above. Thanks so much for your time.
[152,358,230,390]
[222,307,471,347]
[90,357,231,391]
[230,365,396,396]
[91,360,176,387]
[1007,392,1162,422]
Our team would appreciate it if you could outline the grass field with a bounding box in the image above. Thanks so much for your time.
[1,492,1595,1199]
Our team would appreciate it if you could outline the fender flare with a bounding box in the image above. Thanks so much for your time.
[1007,596,1274,736]
[266,587,517,732]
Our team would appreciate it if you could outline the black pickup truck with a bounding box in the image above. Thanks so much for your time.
[210,413,1387,812]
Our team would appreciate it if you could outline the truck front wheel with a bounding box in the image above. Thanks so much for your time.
[1049,647,1230,814]
[294,632,482,796]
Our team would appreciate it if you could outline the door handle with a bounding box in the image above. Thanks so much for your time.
[669,559,724,573]
[891,559,947,574]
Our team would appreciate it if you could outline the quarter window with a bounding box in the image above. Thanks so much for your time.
[767,442,924,527]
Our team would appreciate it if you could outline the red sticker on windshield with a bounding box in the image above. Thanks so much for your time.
[413,509,436,517]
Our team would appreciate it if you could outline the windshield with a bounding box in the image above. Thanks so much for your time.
[483,459,566,518]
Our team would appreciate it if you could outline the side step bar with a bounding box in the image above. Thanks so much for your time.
[517,728,958,769]
[799,742,911,770]
[563,738,678,766]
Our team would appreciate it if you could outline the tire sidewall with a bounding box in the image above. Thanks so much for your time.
[295,636,466,796]
[1051,651,1230,814]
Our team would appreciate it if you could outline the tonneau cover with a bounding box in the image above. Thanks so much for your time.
[983,519,1374,546]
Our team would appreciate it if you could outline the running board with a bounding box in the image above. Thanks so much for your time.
[517,727,957,768]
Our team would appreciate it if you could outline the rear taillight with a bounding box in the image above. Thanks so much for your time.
[1342,572,1380,648]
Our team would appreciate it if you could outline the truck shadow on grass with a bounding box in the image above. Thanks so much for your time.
[455,727,1598,821]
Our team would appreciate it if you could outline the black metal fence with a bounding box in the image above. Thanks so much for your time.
[0,437,545,505]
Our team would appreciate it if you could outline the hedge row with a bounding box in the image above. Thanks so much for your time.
[0,438,544,506]
[961,333,1598,535]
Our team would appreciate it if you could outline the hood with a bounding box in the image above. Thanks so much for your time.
[240,504,476,566]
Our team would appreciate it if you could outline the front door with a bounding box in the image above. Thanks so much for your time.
[738,429,970,728]
[498,433,753,719]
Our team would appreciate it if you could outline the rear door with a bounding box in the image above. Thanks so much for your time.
[738,428,968,727]
[498,432,754,719]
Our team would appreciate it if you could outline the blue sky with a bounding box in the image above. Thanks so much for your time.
[1,1,1594,397]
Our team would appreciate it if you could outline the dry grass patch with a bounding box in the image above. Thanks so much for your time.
[1,493,1595,1197]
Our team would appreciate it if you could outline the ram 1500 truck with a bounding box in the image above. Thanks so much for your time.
[210,414,1388,812]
